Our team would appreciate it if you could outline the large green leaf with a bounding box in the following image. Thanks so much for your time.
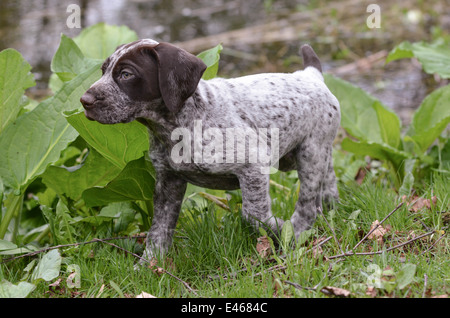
[73,23,138,60]
[51,34,101,82]
[342,138,411,169]
[324,73,408,180]
[65,112,149,169]
[0,64,101,192]
[31,249,61,282]
[42,148,121,201]
[83,156,155,207]
[0,49,36,133]
[405,84,450,153]
[373,101,402,149]
[48,23,135,92]
[324,74,401,148]
[386,41,450,79]
[42,23,145,196]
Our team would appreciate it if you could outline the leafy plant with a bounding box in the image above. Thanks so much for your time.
[325,40,450,189]
[0,248,84,298]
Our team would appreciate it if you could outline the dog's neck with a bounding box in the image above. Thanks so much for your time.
[136,94,203,147]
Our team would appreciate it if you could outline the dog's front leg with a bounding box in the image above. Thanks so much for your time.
[238,169,284,236]
[143,171,187,260]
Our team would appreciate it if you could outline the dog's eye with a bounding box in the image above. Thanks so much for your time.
[120,71,133,80]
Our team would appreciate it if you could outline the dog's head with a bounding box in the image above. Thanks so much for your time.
[80,39,206,124]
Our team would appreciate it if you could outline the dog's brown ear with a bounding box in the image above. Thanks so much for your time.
[152,43,206,113]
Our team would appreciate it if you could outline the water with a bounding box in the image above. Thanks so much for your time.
[1,0,449,124]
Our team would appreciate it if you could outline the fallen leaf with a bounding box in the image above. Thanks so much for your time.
[49,278,62,288]
[135,233,147,245]
[368,220,387,243]
[256,236,272,258]
[136,291,156,298]
[149,257,158,267]
[403,195,437,212]
[147,257,175,275]
[311,237,326,258]
[321,286,351,297]
[70,291,84,298]
[355,166,368,185]
[366,286,377,297]
[47,278,65,297]
[312,245,323,259]
[312,237,328,246]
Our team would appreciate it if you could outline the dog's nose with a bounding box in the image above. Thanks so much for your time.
[80,92,96,109]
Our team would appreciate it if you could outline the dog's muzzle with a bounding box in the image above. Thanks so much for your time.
[80,92,100,121]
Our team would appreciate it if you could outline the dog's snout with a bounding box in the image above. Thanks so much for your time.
[80,92,96,109]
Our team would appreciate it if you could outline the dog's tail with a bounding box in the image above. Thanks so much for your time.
[301,44,322,73]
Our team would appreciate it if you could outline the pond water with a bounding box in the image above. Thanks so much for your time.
[1,0,449,124]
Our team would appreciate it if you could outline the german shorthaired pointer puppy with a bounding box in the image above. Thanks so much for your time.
[80,39,340,260]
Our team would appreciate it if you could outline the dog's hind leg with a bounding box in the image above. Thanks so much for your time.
[290,137,331,238]
[322,146,339,208]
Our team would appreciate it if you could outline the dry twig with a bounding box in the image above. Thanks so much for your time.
[420,231,446,255]
[353,202,404,251]
[328,230,436,259]
[1,234,147,264]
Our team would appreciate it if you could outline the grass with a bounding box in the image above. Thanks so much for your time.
[0,170,448,298]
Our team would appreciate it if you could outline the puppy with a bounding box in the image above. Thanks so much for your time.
[80,39,340,259]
